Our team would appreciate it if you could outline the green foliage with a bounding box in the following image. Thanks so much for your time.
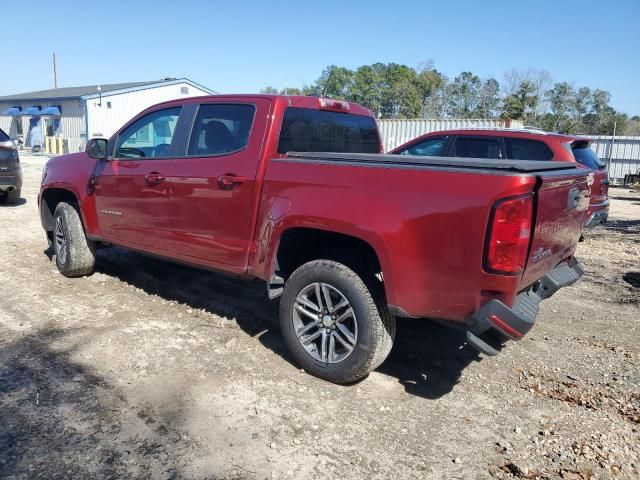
[261,63,629,134]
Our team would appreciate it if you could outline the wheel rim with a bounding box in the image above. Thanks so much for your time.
[292,282,357,364]
[54,216,68,265]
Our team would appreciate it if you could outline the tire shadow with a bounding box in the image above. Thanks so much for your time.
[0,197,26,207]
[376,318,482,399]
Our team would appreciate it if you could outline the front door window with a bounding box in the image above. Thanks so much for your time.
[115,107,182,159]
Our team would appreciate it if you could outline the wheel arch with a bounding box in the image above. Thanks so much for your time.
[267,226,391,303]
[40,187,81,232]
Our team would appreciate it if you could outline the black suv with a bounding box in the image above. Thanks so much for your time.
[0,127,22,204]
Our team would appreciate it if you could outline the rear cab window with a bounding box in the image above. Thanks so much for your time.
[398,137,447,156]
[277,108,380,154]
[571,142,605,170]
[505,138,554,161]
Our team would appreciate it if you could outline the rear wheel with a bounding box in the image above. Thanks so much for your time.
[53,202,96,277]
[279,260,395,384]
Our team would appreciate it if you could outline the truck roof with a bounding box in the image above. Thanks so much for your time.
[147,94,376,117]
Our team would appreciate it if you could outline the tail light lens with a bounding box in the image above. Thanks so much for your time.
[318,98,350,112]
[484,194,533,275]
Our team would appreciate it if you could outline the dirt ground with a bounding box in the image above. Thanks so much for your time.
[1,155,638,480]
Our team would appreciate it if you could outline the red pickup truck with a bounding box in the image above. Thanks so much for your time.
[39,95,588,383]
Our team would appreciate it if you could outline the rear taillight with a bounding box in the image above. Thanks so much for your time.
[484,194,533,275]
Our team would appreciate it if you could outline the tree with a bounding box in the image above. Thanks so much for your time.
[544,82,576,132]
[379,63,421,118]
[259,63,629,125]
[626,116,640,135]
[348,64,384,114]
[501,80,537,120]
[445,71,482,117]
[414,64,445,117]
[527,69,552,122]
[314,65,353,99]
[477,78,501,118]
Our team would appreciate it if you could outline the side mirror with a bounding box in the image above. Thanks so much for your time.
[86,138,108,160]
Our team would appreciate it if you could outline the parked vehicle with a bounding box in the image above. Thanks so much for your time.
[39,95,589,383]
[0,127,22,204]
[390,129,609,228]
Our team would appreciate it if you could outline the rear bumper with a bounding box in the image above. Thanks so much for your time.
[465,258,584,355]
[584,200,609,228]
[0,167,23,191]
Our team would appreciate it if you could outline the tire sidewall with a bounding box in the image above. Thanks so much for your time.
[54,206,71,272]
[280,262,379,382]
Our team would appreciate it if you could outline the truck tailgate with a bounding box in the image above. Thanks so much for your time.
[520,171,591,289]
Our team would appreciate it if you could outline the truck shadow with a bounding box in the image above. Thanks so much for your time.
[0,326,193,479]
[92,247,481,400]
[603,219,640,235]
[377,319,482,399]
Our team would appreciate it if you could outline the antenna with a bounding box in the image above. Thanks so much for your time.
[320,68,335,97]
[52,52,58,89]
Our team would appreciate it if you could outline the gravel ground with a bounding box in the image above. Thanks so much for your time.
[1,155,638,480]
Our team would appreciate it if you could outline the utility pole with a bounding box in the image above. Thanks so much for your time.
[53,52,58,89]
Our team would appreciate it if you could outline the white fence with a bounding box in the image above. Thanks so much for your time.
[589,136,640,183]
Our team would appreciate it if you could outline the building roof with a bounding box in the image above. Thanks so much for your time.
[0,78,215,102]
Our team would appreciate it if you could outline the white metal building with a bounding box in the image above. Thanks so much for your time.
[0,78,214,152]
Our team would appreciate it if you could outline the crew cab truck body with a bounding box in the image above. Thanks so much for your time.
[39,95,588,383]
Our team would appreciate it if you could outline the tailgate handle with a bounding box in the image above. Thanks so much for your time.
[567,188,580,210]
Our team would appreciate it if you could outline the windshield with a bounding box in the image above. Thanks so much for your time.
[278,108,381,154]
[571,142,605,170]
[0,128,10,142]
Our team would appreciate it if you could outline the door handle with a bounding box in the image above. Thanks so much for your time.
[217,173,247,189]
[145,172,166,186]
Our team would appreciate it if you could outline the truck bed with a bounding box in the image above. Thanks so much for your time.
[286,152,578,173]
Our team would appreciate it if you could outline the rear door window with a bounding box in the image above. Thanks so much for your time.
[505,138,554,160]
[277,108,380,154]
[571,142,605,169]
[452,136,502,159]
[187,104,255,156]
[398,137,447,156]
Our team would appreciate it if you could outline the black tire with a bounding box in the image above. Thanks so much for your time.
[53,202,96,277]
[279,260,396,384]
[4,189,20,204]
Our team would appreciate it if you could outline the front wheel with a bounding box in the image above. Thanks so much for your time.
[53,202,96,277]
[279,260,396,384]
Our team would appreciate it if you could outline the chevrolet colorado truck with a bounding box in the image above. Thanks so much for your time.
[39,95,588,383]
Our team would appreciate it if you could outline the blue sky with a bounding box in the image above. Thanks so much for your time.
[2,0,639,114]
